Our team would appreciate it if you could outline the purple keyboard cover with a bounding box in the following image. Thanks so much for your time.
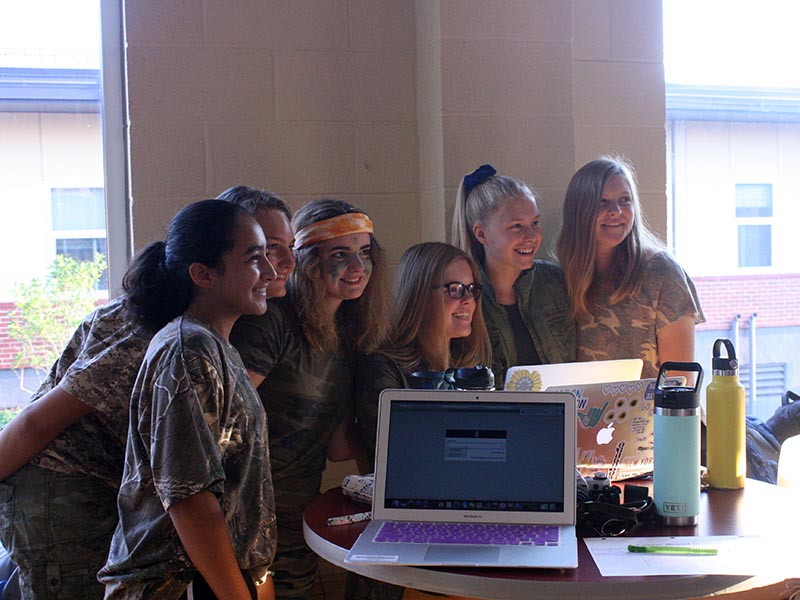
[374,521,560,546]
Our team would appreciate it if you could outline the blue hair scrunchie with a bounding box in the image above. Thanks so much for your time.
[463,164,497,198]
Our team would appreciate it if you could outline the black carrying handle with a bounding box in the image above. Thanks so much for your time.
[713,338,737,360]
[656,361,704,393]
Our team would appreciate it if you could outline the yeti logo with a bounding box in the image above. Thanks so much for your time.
[662,502,686,513]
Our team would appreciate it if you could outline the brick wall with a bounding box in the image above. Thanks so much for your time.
[0,302,23,369]
[0,300,106,370]
[694,274,800,331]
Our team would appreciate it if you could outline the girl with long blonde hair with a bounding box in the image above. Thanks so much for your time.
[556,156,705,377]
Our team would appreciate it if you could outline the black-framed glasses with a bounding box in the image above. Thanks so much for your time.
[440,281,482,300]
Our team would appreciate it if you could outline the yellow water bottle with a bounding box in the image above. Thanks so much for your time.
[706,338,746,489]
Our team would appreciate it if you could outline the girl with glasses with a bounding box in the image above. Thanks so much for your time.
[557,156,705,378]
[230,199,389,600]
[349,242,491,600]
[354,242,492,460]
[452,165,576,387]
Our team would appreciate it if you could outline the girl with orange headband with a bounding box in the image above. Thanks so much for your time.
[230,198,389,600]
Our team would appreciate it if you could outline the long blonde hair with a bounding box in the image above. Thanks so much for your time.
[451,169,536,265]
[382,242,491,372]
[556,156,663,317]
[289,199,389,352]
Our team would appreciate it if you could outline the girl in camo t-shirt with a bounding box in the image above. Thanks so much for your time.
[99,200,278,599]
[557,156,705,378]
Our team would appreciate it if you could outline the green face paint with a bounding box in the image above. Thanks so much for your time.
[317,233,373,306]
[324,257,348,284]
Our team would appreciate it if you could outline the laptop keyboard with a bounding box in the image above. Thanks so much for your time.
[373,521,560,546]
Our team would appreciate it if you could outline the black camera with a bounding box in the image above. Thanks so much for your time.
[577,473,655,536]
[586,472,622,505]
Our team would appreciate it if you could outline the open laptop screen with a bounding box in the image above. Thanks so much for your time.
[383,400,566,513]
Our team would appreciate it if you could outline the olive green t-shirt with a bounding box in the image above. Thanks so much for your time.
[231,297,355,509]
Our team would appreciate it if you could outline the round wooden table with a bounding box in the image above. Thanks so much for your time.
[303,479,798,600]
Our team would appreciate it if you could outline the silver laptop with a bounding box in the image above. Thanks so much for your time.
[504,358,643,391]
[345,389,578,568]
[548,378,658,481]
[547,376,685,481]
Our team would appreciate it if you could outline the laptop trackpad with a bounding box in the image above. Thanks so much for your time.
[424,545,500,564]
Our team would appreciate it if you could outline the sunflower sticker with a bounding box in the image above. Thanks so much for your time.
[506,369,542,391]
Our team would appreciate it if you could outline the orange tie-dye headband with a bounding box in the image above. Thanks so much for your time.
[294,212,374,249]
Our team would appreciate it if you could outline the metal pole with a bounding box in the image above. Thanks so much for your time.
[749,313,758,415]
[731,314,741,353]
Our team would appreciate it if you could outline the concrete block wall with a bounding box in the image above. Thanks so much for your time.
[437,0,576,253]
[572,0,668,245]
[123,0,668,265]
[124,0,420,266]
[415,0,445,243]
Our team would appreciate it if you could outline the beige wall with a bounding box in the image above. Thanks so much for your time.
[124,0,419,264]
[124,0,667,263]
[572,0,668,244]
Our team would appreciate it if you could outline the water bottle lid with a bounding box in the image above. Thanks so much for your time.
[712,338,738,372]
[654,385,701,409]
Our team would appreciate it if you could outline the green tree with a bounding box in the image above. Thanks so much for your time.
[8,254,107,377]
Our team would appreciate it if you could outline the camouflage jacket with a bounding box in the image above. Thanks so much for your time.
[577,251,705,378]
[31,297,152,489]
[480,260,576,388]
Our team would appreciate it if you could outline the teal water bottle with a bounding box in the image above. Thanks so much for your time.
[654,362,704,526]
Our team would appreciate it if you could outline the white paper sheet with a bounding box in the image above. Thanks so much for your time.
[584,535,784,576]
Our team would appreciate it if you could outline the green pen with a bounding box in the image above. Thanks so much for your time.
[628,544,718,556]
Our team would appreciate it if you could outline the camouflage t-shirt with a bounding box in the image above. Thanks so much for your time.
[230,296,355,505]
[577,251,706,378]
[30,297,152,489]
[99,315,276,590]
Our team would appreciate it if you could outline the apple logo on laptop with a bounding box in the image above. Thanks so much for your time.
[596,423,615,445]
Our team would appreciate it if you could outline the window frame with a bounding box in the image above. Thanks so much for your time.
[99,0,130,297]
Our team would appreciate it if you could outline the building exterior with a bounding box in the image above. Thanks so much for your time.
[0,63,107,406]
[667,83,800,420]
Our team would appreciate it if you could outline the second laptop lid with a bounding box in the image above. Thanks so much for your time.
[504,358,643,391]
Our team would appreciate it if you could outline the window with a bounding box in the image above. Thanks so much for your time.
[737,225,771,268]
[735,183,772,268]
[0,1,123,405]
[735,183,773,218]
[51,187,108,289]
